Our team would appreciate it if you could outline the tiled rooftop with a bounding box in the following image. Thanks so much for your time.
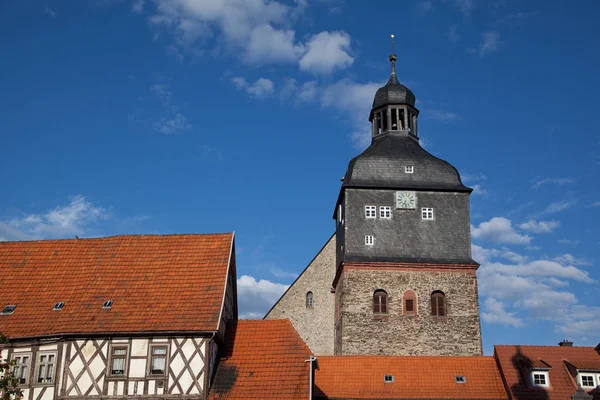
[495,345,600,400]
[0,233,233,339]
[209,319,311,399]
[314,355,508,399]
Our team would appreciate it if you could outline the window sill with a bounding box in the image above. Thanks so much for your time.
[373,314,389,321]
[105,375,128,380]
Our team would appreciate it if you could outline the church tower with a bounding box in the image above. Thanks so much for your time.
[333,48,482,356]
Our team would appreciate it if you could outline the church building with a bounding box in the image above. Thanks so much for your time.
[266,51,483,357]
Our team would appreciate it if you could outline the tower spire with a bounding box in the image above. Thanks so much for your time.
[389,34,397,75]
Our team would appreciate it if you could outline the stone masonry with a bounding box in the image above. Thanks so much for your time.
[264,235,336,355]
[335,267,483,356]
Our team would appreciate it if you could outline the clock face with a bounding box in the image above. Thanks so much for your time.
[395,191,417,209]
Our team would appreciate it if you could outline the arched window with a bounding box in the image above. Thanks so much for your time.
[306,291,313,308]
[373,290,388,314]
[431,291,446,317]
[403,290,417,315]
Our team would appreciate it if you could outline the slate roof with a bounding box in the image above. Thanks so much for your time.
[314,355,508,399]
[494,345,600,400]
[341,133,471,192]
[372,70,416,110]
[0,233,234,339]
[209,319,311,400]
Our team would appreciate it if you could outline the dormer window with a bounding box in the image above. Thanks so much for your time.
[405,165,414,173]
[531,371,549,388]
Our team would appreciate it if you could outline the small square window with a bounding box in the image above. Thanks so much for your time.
[405,165,414,173]
[102,300,113,309]
[53,302,64,310]
[379,206,391,219]
[365,206,376,219]
[12,353,31,385]
[365,235,374,246]
[37,352,57,384]
[384,375,394,383]
[110,346,128,376]
[581,375,595,387]
[421,208,434,220]
[456,376,466,384]
[531,371,549,387]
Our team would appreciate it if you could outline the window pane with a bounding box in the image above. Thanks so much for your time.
[112,357,125,374]
[49,355,55,363]
[113,348,127,356]
[46,364,54,380]
[152,347,167,355]
[405,299,414,312]
[151,356,166,374]
[38,365,46,382]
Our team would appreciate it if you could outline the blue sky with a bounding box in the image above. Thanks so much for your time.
[1,0,599,354]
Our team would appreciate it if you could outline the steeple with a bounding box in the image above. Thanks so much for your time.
[370,36,418,140]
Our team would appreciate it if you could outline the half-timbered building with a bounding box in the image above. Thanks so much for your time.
[0,233,237,400]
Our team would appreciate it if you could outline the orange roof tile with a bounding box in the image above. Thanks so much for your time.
[0,234,233,339]
[314,355,508,399]
[209,319,311,400]
[495,345,600,400]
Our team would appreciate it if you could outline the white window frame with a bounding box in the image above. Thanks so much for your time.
[405,165,414,174]
[530,370,550,388]
[579,373,596,388]
[365,235,374,246]
[36,352,57,384]
[365,205,376,219]
[421,207,434,220]
[108,344,130,377]
[379,206,391,219]
[12,352,32,385]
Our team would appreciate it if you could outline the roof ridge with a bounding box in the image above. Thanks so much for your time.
[0,232,234,244]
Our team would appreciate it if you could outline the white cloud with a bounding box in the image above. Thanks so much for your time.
[237,275,288,319]
[461,173,486,183]
[539,199,578,215]
[132,0,144,13]
[279,78,317,103]
[245,24,304,64]
[424,110,460,122]
[477,31,500,56]
[531,177,576,189]
[557,239,579,246]
[476,240,598,337]
[471,184,488,197]
[471,217,532,244]
[481,298,524,327]
[589,201,600,207]
[320,79,382,148]
[232,77,274,98]
[447,24,460,42]
[1,196,109,240]
[518,219,560,233]
[44,5,57,17]
[453,0,475,15]
[153,113,191,134]
[299,31,354,75]
[552,254,592,266]
[270,267,298,280]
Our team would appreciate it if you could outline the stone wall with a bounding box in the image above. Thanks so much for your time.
[264,235,336,355]
[335,267,482,356]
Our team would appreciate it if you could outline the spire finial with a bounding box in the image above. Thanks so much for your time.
[389,34,397,75]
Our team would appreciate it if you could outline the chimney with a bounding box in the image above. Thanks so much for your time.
[559,340,574,347]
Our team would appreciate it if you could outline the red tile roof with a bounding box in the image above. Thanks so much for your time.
[314,355,508,399]
[495,345,600,400]
[209,319,311,400]
[0,234,234,339]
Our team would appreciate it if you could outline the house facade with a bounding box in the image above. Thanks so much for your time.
[0,233,237,400]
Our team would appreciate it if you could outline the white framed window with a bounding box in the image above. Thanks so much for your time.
[365,235,374,246]
[421,208,434,220]
[531,371,549,388]
[580,374,596,388]
[36,352,57,384]
[148,345,168,376]
[405,165,414,173]
[109,345,129,376]
[379,206,391,219]
[12,353,31,385]
[365,205,377,218]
